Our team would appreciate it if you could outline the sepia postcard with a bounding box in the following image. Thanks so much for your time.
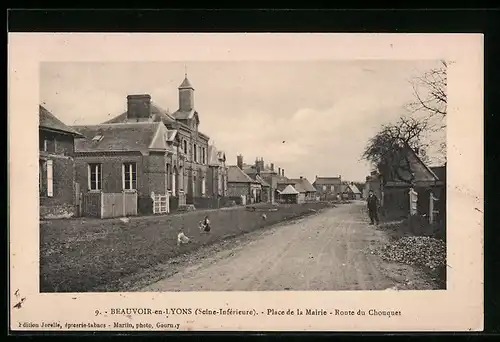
[8,33,483,332]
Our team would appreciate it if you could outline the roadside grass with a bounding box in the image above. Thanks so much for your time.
[40,202,332,292]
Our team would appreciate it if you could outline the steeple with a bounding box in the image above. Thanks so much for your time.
[178,69,194,111]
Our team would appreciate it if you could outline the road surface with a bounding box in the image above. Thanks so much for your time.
[140,201,434,291]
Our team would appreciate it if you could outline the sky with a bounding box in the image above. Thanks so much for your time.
[40,60,443,182]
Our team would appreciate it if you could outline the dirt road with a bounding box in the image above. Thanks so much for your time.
[140,201,435,291]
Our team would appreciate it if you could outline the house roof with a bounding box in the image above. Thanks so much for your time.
[73,122,168,155]
[430,166,446,181]
[280,184,299,195]
[290,178,317,192]
[313,177,342,185]
[103,102,177,125]
[348,184,362,194]
[227,166,258,183]
[255,175,271,187]
[39,105,84,137]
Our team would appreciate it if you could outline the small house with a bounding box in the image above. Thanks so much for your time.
[39,105,84,219]
[279,184,301,204]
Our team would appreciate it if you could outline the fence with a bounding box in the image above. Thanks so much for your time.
[82,191,138,219]
[151,192,169,214]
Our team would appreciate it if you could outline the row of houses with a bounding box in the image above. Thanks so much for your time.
[40,75,230,219]
[39,73,365,219]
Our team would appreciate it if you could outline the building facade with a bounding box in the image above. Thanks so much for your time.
[72,75,227,215]
[39,105,83,219]
[313,176,342,200]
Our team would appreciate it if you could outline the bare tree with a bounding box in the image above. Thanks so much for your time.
[362,116,429,186]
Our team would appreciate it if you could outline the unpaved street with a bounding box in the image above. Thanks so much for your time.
[141,201,435,291]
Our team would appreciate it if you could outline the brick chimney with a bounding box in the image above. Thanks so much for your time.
[278,167,281,175]
[237,155,243,169]
[127,94,152,121]
[270,163,274,171]
[282,169,285,177]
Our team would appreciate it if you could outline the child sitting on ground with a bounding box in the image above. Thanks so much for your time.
[199,215,211,233]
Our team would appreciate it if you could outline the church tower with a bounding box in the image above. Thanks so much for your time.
[178,73,194,112]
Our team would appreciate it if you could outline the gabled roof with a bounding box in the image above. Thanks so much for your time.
[390,143,439,183]
[313,177,342,185]
[280,184,299,195]
[39,105,84,137]
[289,178,317,192]
[227,166,258,183]
[348,184,361,194]
[73,122,168,155]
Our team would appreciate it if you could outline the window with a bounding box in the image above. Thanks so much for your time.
[88,163,102,190]
[183,140,187,154]
[193,144,197,162]
[122,163,137,190]
[322,185,327,191]
[201,177,206,196]
[331,185,335,192]
[202,147,206,164]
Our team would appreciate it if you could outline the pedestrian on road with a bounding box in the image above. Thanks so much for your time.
[366,190,379,225]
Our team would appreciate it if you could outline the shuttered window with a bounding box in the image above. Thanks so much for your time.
[46,160,53,197]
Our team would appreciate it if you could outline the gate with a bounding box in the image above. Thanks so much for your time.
[151,192,169,214]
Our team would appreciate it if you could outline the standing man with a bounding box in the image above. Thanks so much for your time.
[367,190,379,225]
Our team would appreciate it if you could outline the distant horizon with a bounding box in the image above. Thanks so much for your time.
[40,60,443,182]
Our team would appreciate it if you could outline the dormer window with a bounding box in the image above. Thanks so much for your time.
[92,135,103,142]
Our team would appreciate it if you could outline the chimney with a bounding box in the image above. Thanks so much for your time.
[237,155,243,169]
[270,163,274,171]
[278,167,281,175]
[127,94,152,121]
[282,169,285,177]
[300,176,303,179]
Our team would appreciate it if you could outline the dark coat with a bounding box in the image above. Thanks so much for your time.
[367,194,378,211]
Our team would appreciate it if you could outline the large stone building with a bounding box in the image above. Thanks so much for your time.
[72,75,227,214]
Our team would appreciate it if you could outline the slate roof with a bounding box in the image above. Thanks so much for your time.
[256,175,270,187]
[314,177,342,185]
[289,178,317,193]
[430,166,446,181]
[280,185,299,195]
[228,166,258,183]
[103,102,176,125]
[39,105,84,137]
[73,122,168,155]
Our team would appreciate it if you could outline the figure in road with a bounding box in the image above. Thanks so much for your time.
[366,190,379,225]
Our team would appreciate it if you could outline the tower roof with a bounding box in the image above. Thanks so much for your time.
[179,76,194,89]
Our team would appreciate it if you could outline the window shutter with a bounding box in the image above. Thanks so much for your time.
[46,160,53,197]
[122,164,125,190]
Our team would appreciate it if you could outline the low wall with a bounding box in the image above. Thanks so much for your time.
[39,202,332,292]
[40,203,76,219]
